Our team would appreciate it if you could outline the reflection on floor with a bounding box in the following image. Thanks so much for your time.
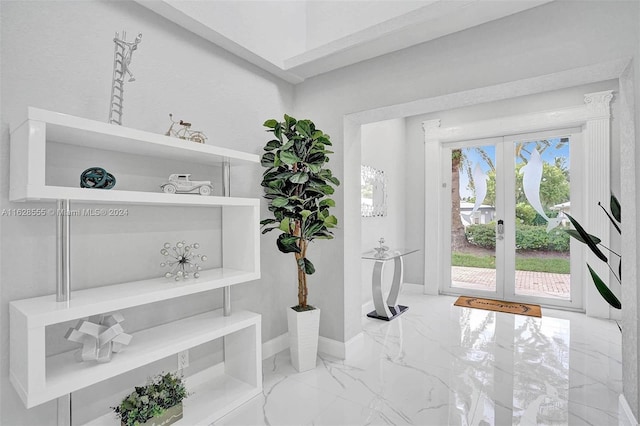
[215,286,621,426]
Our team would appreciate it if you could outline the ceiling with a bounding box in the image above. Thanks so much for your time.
[135,0,554,84]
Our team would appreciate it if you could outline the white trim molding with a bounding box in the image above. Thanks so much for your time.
[319,333,364,360]
[422,90,614,317]
[262,333,289,360]
[620,394,639,426]
[423,90,613,143]
[262,332,364,361]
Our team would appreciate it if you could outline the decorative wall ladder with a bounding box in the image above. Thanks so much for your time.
[108,31,142,126]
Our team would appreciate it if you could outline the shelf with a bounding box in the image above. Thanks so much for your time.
[11,309,261,408]
[10,107,260,203]
[84,365,262,426]
[17,107,259,166]
[12,185,260,206]
[8,107,263,419]
[10,268,260,328]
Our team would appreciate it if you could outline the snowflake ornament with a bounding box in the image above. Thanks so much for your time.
[160,241,207,281]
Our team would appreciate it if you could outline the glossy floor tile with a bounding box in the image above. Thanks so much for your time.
[215,287,621,425]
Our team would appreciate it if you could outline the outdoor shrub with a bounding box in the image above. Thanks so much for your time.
[515,224,549,250]
[547,228,570,251]
[465,222,570,252]
[465,223,495,249]
[515,203,537,225]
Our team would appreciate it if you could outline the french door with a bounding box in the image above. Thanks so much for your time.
[441,129,584,310]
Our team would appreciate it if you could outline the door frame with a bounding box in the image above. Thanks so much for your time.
[440,129,584,310]
[423,90,614,315]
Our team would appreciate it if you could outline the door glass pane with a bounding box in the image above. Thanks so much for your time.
[514,138,570,300]
[451,145,496,292]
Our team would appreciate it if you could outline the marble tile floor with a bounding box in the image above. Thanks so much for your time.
[215,287,622,426]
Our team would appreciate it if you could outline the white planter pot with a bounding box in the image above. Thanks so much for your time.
[287,307,320,372]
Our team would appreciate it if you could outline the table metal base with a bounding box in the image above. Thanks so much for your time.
[367,305,408,321]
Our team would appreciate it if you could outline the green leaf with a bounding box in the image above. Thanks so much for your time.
[297,258,316,275]
[272,197,289,208]
[307,163,322,173]
[279,151,300,165]
[300,210,312,220]
[327,176,340,186]
[263,119,278,129]
[611,193,621,223]
[565,229,601,246]
[303,221,325,239]
[565,214,607,262]
[261,152,275,167]
[279,217,291,232]
[323,215,338,228]
[264,140,281,151]
[277,234,300,254]
[587,264,621,309]
[317,135,332,145]
[284,114,296,128]
[260,218,277,226]
[289,172,309,184]
[280,139,295,151]
[598,201,621,235]
[619,258,622,281]
[295,120,312,137]
[319,199,335,208]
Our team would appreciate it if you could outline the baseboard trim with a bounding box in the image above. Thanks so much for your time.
[263,331,364,361]
[262,333,288,360]
[620,394,639,426]
[361,300,374,316]
[319,332,363,359]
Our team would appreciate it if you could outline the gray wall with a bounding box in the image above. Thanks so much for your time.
[294,0,640,415]
[361,119,407,305]
[0,1,295,424]
[622,3,640,418]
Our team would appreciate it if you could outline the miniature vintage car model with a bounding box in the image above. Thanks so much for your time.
[161,174,213,196]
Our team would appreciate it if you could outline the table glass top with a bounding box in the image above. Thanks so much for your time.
[361,248,419,261]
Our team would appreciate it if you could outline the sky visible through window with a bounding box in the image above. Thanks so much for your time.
[458,137,569,200]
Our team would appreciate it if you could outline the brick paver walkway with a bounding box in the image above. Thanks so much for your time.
[452,266,570,300]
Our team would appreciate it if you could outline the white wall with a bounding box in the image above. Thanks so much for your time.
[360,118,407,306]
[165,0,307,65]
[305,1,431,50]
[0,1,295,424]
[403,80,621,287]
[294,0,639,359]
[622,3,640,418]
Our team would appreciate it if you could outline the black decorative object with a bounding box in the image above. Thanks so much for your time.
[80,167,116,189]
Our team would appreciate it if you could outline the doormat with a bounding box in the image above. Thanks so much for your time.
[454,296,542,318]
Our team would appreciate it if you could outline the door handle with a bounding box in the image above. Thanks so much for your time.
[497,219,504,240]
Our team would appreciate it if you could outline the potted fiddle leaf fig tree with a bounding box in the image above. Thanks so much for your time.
[260,114,339,372]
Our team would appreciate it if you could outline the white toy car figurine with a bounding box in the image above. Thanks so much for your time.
[161,174,213,196]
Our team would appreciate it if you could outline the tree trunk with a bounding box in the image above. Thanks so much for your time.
[451,149,469,251]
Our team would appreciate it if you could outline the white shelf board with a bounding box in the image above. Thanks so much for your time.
[23,309,260,408]
[11,269,260,328]
[13,185,260,206]
[17,107,259,166]
[84,364,261,426]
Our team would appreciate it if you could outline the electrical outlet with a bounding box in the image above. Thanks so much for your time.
[178,350,189,370]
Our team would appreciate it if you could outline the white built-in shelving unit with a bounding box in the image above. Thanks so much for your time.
[9,108,262,423]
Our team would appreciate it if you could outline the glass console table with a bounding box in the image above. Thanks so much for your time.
[361,248,418,321]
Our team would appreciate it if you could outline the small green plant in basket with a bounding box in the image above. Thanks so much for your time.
[112,371,188,426]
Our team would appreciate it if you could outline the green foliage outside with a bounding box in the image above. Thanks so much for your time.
[112,372,187,426]
[452,252,570,274]
[483,162,570,209]
[465,222,570,251]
